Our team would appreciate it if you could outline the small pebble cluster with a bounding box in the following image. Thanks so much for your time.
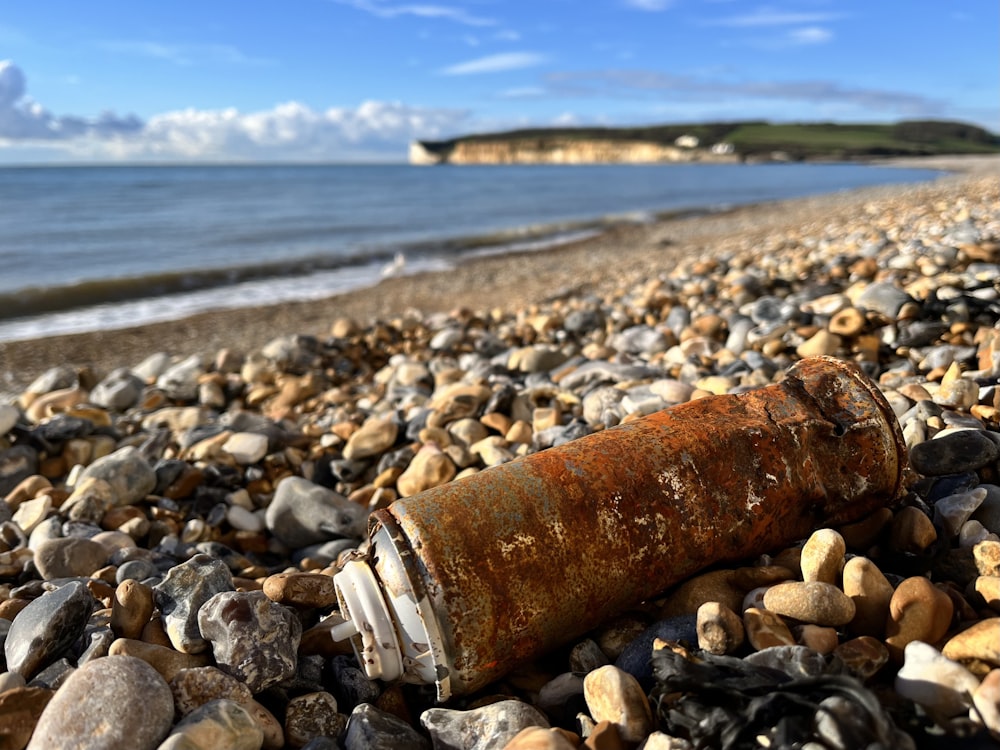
[1,174,1000,749]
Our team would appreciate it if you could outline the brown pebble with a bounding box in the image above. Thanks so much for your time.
[169,665,253,717]
[885,576,955,660]
[582,665,653,744]
[828,307,866,337]
[3,475,53,511]
[890,506,938,554]
[842,556,894,638]
[661,570,743,617]
[110,580,155,640]
[262,572,338,609]
[108,638,211,681]
[0,686,54,750]
[795,624,839,654]
[583,720,625,750]
[834,636,890,681]
[504,726,580,750]
[837,507,892,550]
[743,607,795,650]
[941,618,1000,668]
[762,581,856,627]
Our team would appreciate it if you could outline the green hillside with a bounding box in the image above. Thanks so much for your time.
[421,120,1000,161]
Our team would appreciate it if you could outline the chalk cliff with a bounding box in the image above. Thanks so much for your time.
[409,138,739,165]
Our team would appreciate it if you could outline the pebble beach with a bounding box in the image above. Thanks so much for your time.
[2,156,1000,749]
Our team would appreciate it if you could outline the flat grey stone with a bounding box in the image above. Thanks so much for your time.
[5,580,93,679]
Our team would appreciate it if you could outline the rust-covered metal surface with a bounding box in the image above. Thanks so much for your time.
[367,356,908,697]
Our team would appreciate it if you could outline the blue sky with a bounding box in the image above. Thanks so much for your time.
[0,0,996,163]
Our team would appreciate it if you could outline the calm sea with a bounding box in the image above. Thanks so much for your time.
[0,162,940,342]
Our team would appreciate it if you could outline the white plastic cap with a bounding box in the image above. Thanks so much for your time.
[332,524,452,700]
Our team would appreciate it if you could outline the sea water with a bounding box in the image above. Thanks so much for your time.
[0,162,940,341]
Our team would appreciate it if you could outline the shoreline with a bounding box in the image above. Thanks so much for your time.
[2,154,998,399]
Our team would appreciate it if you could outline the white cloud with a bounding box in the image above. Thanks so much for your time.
[624,0,674,10]
[99,40,274,66]
[705,8,846,26]
[787,26,833,45]
[494,30,521,42]
[441,52,546,75]
[335,0,497,27]
[0,60,471,162]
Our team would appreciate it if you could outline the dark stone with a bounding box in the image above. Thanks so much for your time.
[910,430,999,476]
[153,554,234,654]
[0,445,38,497]
[344,703,430,750]
[33,415,94,444]
[615,615,699,686]
[4,580,94,679]
[329,655,381,711]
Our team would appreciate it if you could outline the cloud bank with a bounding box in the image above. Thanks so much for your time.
[0,60,471,162]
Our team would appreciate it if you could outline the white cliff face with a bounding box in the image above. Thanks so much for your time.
[408,138,740,165]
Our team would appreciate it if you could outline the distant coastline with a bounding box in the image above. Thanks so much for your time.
[409,119,1000,165]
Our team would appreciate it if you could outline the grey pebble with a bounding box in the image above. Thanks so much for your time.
[344,703,430,750]
[27,655,173,750]
[90,367,145,411]
[198,589,301,693]
[909,430,1000,476]
[154,553,234,654]
[264,475,367,548]
[420,699,550,750]
[77,445,156,505]
[855,281,915,320]
[5,580,94,679]
[0,403,22,436]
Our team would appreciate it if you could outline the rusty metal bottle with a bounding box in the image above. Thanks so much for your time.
[331,356,908,701]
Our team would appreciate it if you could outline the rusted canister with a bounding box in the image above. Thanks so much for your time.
[331,356,907,701]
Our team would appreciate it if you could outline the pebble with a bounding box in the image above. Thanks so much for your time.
[972,669,1000,736]
[583,665,654,743]
[33,536,109,579]
[395,443,456,497]
[0,686,53,750]
[5,580,93,679]
[158,698,263,750]
[975,540,1000,576]
[262,572,338,609]
[909,429,1000,476]
[110,579,156,639]
[222,432,270,465]
[108,639,214,681]
[743,607,796,650]
[762,581,856,627]
[895,641,980,718]
[941,617,1000,668]
[841,556,894,637]
[27,655,174,750]
[264,476,367,548]
[169,666,254,716]
[884,577,955,660]
[343,417,399,461]
[935,488,988,538]
[695,601,744,654]
[343,703,430,750]
[77,446,156,506]
[154,554,235,654]
[197,590,302,693]
[421,700,550,750]
[799,528,845,584]
[284,692,347,748]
